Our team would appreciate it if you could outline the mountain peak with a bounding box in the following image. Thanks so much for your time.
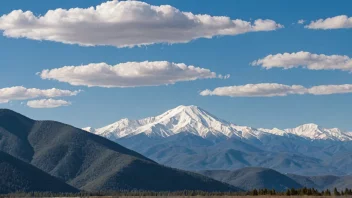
[170,105,204,114]
[176,105,198,109]
[139,104,235,137]
[88,105,237,138]
[84,106,352,141]
[156,105,219,124]
[297,123,320,129]
[284,123,351,141]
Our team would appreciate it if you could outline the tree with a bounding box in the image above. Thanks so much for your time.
[334,187,341,196]
[344,188,349,195]
[324,189,331,196]
[285,189,291,196]
[252,189,258,196]
[290,188,297,195]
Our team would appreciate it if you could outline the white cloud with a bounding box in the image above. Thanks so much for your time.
[297,19,305,24]
[308,84,352,95]
[251,51,352,72]
[223,74,231,79]
[0,0,283,48]
[39,61,226,87]
[200,83,352,97]
[27,99,71,108]
[0,86,80,103]
[200,83,306,97]
[306,15,352,29]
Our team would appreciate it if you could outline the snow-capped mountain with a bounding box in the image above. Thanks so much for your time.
[88,105,241,140]
[260,123,352,141]
[84,105,352,141]
[83,105,352,175]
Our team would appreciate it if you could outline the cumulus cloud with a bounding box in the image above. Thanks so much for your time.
[0,86,80,103]
[200,83,306,97]
[27,99,71,108]
[39,61,226,88]
[306,15,352,29]
[297,19,305,24]
[200,83,352,97]
[307,84,352,95]
[251,51,352,72]
[0,0,283,48]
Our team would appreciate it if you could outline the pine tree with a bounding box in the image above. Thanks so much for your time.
[334,187,341,196]
[307,188,313,195]
[252,189,258,196]
[324,189,331,196]
[344,188,349,195]
[285,189,291,196]
[271,189,276,195]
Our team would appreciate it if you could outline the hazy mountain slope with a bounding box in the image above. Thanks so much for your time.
[199,167,302,191]
[118,141,347,175]
[327,176,352,190]
[0,109,238,192]
[0,151,78,194]
[287,174,340,190]
[288,174,352,190]
[199,167,352,191]
[117,135,342,175]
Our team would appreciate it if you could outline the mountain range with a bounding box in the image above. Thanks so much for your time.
[1,108,352,194]
[0,109,237,193]
[84,105,352,175]
[84,105,352,141]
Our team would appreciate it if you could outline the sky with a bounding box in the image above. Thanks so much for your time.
[0,0,352,131]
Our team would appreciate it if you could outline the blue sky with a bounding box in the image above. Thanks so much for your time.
[0,0,352,130]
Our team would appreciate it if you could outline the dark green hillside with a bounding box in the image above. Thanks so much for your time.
[0,151,78,194]
[0,109,237,192]
[0,109,35,161]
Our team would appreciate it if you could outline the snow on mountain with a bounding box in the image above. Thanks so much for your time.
[86,105,242,139]
[82,127,95,133]
[93,118,149,140]
[83,105,352,141]
[258,127,287,136]
[285,123,351,141]
[262,123,352,141]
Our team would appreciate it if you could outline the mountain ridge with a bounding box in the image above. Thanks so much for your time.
[84,105,352,141]
[0,108,238,192]
[83,105,352,175]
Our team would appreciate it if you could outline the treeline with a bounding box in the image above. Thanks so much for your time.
[1,187,352,197]
[248,187,352,196]
[0,191,244,197]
